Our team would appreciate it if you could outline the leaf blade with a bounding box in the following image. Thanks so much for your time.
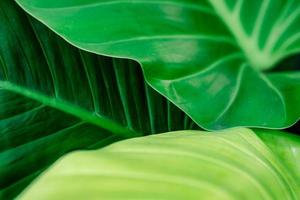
[0,1,194,198]
[18,128,300,200]
[15,0,300,129]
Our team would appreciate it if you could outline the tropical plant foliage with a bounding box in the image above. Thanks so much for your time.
[1,0,300,199]
[0,1,196,199]
[19,128,300,200]
[16,0,300,130]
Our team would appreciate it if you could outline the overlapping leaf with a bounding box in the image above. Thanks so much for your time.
[0,1,196,199]
[18,128,300,200]
[16,0,300,129]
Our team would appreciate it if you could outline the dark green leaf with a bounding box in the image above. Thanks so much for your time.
[0,1,195,198]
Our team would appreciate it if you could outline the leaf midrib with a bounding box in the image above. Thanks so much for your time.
[0,80,142,138]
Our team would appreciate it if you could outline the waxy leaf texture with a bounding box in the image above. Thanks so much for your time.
[15,0,300,130]
[0,1,195,198]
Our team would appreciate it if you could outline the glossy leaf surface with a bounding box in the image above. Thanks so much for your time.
[0,1,195,199]
[18,128,300,200]
[15,0,300,130]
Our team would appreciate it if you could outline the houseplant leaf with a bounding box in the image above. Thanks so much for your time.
[0,1,195,198]
[15,0,300,130]
[18,128,300,200]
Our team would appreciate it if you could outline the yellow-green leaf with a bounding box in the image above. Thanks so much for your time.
[19,128,300,200]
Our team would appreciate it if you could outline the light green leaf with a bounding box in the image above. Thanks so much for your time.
[18,128,300,200]
[15,0,300,130]
[0,1,195,198]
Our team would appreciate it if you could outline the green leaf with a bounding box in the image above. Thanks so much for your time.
[18,128,300,200]
[15,0,300,130]
[255,129,300,185]
[0,1,195,198]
